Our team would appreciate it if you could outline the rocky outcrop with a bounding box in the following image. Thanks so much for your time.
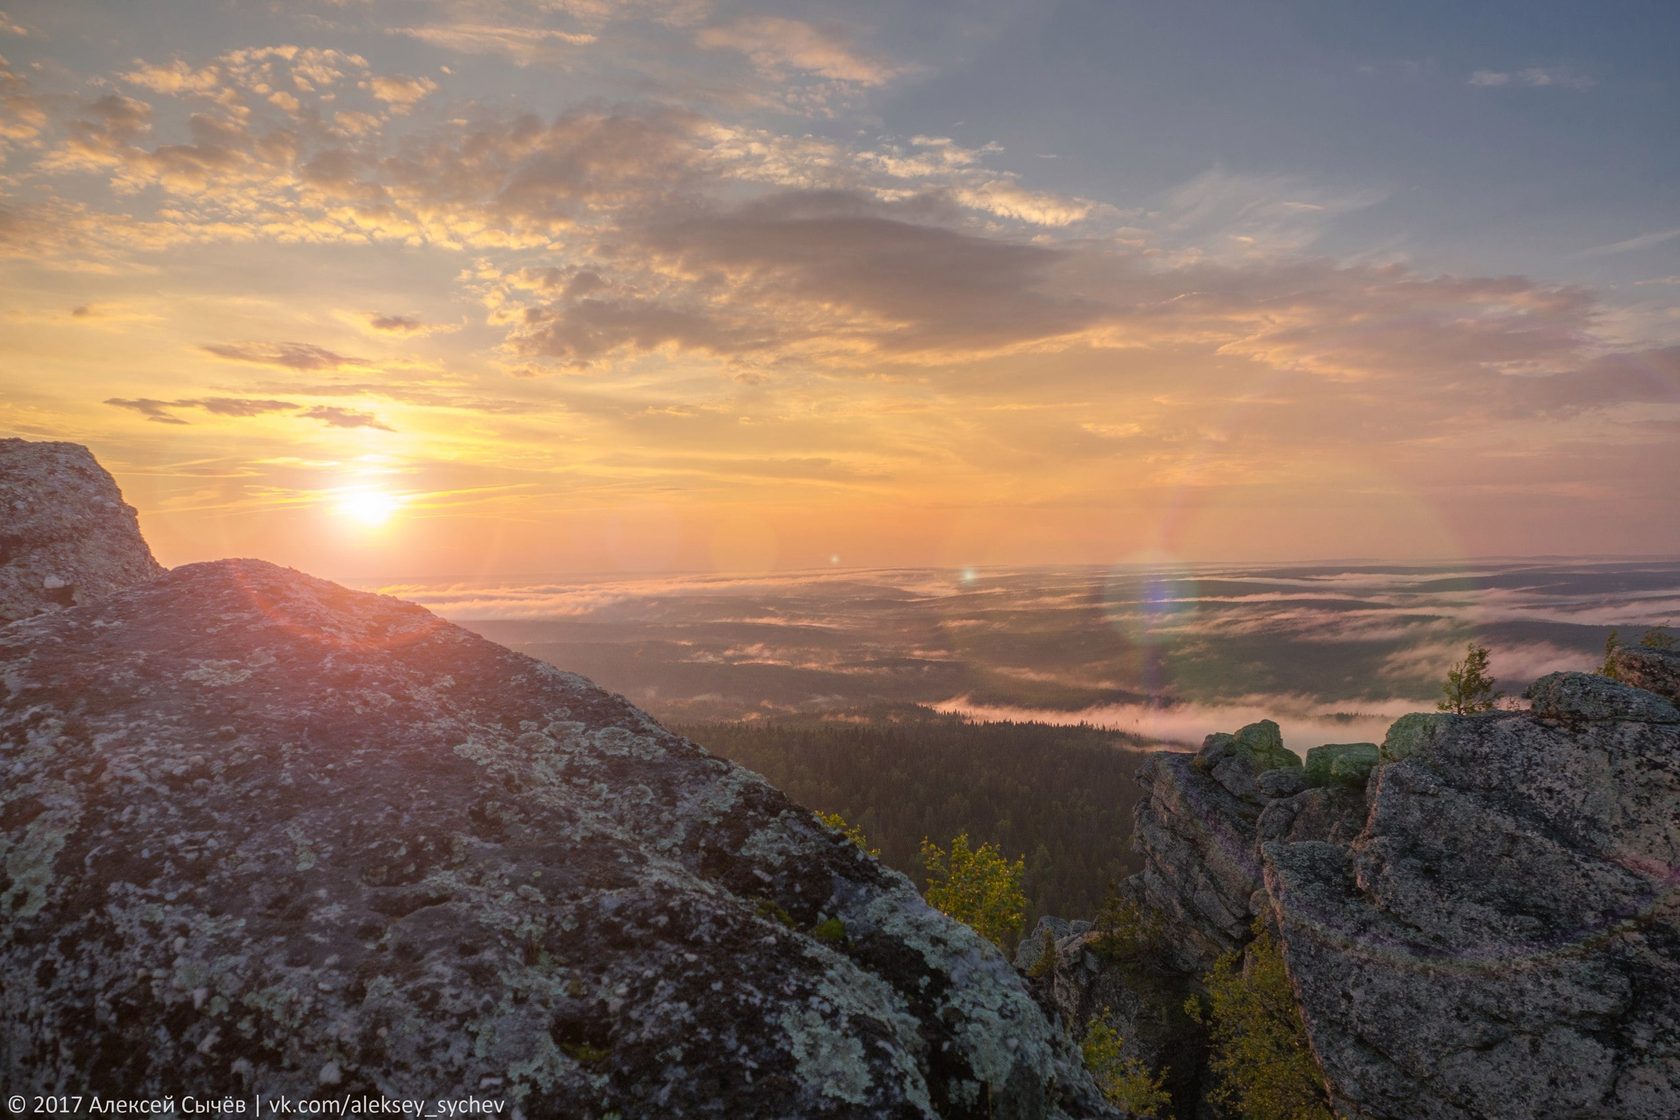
[0,557,1112,1118]
[1610,644,1680,705]
[1028,722,1335,1116]
[1263,677,1680,1119]
[1034,676,1680,1119]
[0,439,163,621]
[1130,720,1313,973]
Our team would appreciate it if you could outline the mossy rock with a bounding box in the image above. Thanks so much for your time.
[1380,712,1455,762]
[1304,743,1379,789]
[1232,720,1300,772]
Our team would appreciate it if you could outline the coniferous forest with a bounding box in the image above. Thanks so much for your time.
[681,708,1157,924]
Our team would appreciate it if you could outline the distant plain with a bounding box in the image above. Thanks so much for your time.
[368,558,1680,749]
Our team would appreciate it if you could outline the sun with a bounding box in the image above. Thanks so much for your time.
[334,487,403,527]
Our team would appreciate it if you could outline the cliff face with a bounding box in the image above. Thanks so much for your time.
[1033,655,1680,1120]
[0,438,162,621]
[1266,662,1680,1120]
[0,445,1110,1119]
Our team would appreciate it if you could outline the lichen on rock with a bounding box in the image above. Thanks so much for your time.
[0,556,1112,1118]
[0,438,163,622]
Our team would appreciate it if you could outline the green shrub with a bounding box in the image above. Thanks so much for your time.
[1092,892,1169,970]
[920,832,1026,951]
[1026,928,1059,978]
[1188,923,1332,1120]
[1081,1012,1171,1118]
[1600,630,1622,679]
[816,809,879,856]
[811,916,847,945]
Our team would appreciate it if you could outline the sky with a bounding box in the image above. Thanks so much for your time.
[1,0,1677,579]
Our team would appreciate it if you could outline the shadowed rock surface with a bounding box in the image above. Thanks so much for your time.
[0,439,163,622]
[1262,682,1680,1119]
[1130,720,1316,974]
[0,558,1112,1119]
[1611,644,1680,706]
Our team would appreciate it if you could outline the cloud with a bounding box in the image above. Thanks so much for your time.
[1500,347,1680,417]
[192,397,299,417]
[363,73,437,109]
[513,293,743,366]
[0,55,46,140]
[394,25,596,64]
[696,17,900,86]
[1579,228,1680,257]
[632,190,1104,356]
[300,405,394,430]
[105,397,190,424]
[357,311,456,337]
[1157,168,1388,257]
[950,180,1095,227]
[202,341,370,370]
[104,396,300,424]
[1470,66,1594,91]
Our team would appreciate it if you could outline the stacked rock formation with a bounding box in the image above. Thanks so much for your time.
[1027,660,1680,1119]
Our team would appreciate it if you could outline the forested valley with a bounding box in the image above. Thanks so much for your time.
[680,708,1159,924]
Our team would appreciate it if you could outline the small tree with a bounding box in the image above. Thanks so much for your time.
[920,832,1027,951]
[1081,1012,1172,1118]
[1437,641,1500,714]
[1188,924,1332,1120]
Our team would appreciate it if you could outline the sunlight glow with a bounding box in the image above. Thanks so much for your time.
[335,488,404,527]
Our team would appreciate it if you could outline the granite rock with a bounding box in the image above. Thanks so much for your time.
[1263,701,1680,1119]
[1607,644,1680,706]
[0,439,163,622]
[0,559,1113,1118]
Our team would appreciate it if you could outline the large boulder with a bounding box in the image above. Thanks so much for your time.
[0,559,1111,1118]
[1610,644,1680,706]
[1263,685,1680,1119]
[0,439,163,622]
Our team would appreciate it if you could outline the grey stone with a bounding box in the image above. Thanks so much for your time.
[1256,787,1366,849]
[1303,742,1379,788]
[1526,670,1680,725]
[1610,645,1680,704]
[1130,752,1266,972]
[0,559,1113,1118]
[1263,707,1680,1119]
[1256,768,1308,800]
[0,439,162,621]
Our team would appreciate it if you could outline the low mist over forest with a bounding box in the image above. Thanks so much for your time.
[406,558,1678,745]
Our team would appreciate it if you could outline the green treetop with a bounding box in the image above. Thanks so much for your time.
[919,832,1027,951]
[1437,641,1500,715]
